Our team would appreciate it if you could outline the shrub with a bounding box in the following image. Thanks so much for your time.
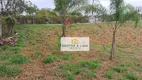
[5,16,16,26]
[4,16,16,36]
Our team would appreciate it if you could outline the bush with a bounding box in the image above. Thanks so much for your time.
[5,16,16,26]
[42,55,57,64]
[16,15,89,24]
[3,16,16,36]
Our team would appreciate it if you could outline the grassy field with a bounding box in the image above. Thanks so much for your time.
[0,23,142,80]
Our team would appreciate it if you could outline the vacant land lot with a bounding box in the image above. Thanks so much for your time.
[0,23,142,80]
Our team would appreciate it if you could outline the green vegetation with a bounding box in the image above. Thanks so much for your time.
[60,54,75,60]
[43,54,76,64]
[11,55,29,64]
[32,51,42,59]
[0,21,142,80]
[0,64,21,77]
[104,71,114,79]
[117,75,126,80]
[55,59,101,80]
[0,0,141,79]
[125,73,137,80]
[112,66,127,73]
[0,26,30,77]
[42,55,58,64]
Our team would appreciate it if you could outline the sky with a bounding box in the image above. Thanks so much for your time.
[28,0,142,9]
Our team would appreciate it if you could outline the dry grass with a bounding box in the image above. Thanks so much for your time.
[0,23,142,80]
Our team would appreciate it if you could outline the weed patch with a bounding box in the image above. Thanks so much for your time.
[125,73,137,80]
[60,54,75,60]
[113,66,127,73]
[56,59,101,80]
[104,71,114,79]
[42,55,57,64]
[0,64,21,77]
[11,55,29,64]
[32,51,42,59]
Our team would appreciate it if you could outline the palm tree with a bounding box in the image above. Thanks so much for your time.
[83,0,106,22]
[54,0,88,37]
[109,0,141,60]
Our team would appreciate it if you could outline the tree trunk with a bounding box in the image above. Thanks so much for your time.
[32,14,34,24]
[110,30,116,60]
[0,23,2,37]
[62,22,66,37]
[62,11,67,37]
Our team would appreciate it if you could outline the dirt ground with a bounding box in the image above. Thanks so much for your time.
[2,23,142,80]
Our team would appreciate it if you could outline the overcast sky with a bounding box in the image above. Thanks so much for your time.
[28,0,142,9]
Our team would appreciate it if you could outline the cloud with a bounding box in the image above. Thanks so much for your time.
[28,0,142,9]
[28,0,55,9]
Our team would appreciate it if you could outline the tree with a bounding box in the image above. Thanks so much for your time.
[0,0,34,37]
[83,0,106,22]
[0,0,29,37]
[82,0,141,60]
[25,3,39,24]
[69,11,82,16]
[37,8,57,23]
[109,0,141,60]
[0,0,27,16]
[26,5,38,16]
[0,25,1,37]
[54,0,88,37]
[37,8,48,17]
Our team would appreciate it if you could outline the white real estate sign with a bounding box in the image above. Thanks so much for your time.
[61,37,89,51]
